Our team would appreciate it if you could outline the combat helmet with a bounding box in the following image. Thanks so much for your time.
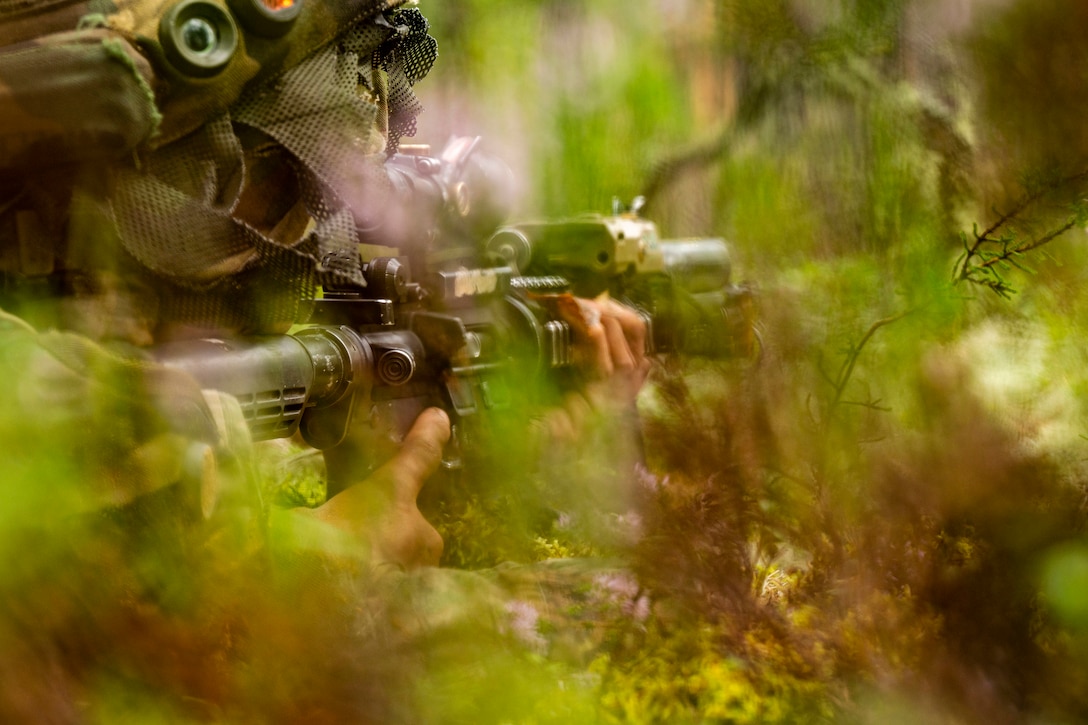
[0,0,437,334]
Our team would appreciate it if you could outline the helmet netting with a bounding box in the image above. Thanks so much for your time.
[100,10,436,332]
[376,8,437,154]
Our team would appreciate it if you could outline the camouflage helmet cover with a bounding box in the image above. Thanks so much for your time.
[0,0,437,333]
[0,0,411,153]
[108,0,413,146]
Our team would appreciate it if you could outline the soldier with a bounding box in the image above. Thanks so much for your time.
[0,1,649,720]
[0,0,454,568]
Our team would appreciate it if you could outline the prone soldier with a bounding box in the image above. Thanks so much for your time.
[0,2,653,720]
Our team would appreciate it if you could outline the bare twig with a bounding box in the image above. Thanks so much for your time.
[829,311,911,417]
[838,399,892,412]
[641,130,733,214]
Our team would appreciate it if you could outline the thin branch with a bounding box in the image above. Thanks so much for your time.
[641,130,733,214]
[976,216,1079,269]
[830,311,910,415]
[838,399,892,412]
[972,195,1035,249]
[955,169,1088,294]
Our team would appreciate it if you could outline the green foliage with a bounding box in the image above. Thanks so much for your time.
[428,491,548,568]
[591,619,837,724]
[412,647,603,724]
[1042,543,1088,630]
[421,0,700,217]
[415,0,1088,721]
[6,0,1088,722]
[257,439,326,508]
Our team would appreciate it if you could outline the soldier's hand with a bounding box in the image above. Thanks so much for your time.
[300,407,450,570]
[539,296,651,441]
[527,297,650,520]
[575,296,652,403]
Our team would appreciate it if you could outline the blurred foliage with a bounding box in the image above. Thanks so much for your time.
[5,0,1088,722]
[417,0,1088,722]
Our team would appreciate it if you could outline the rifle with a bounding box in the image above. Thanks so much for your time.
[153,139,755,495]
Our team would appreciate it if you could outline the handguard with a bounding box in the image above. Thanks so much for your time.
[489,201,757,358]
[153,326,374,446]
